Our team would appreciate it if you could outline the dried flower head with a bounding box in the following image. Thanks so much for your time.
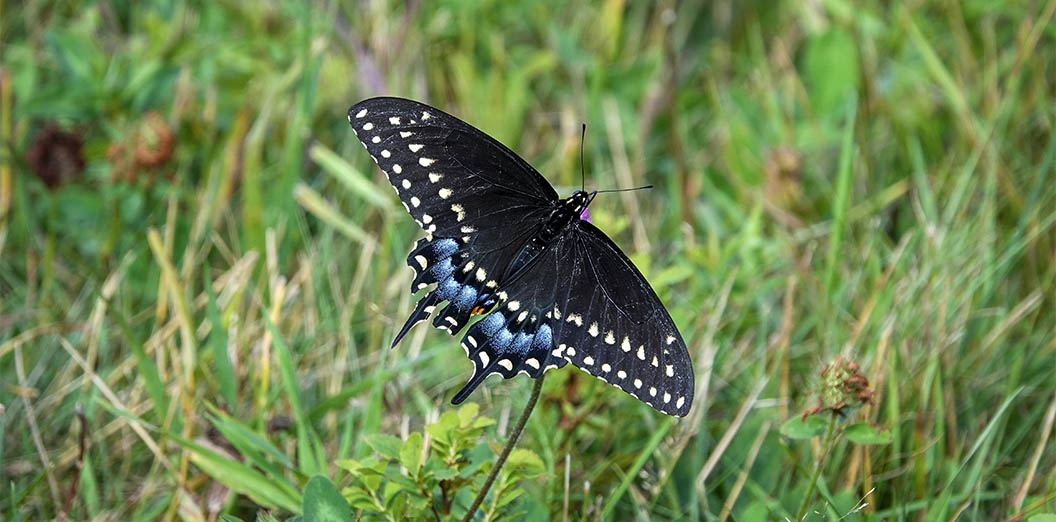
[107,111,175,182]
[803,355,875,420]
[26,125,85,189]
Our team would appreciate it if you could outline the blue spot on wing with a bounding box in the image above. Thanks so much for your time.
[532,324,552,351]
[432,238,459,258]
[493,328,513,350]
[510,332,533,354]
[437,277,461,300]
[480,313,504,336]
[454,285,478,308]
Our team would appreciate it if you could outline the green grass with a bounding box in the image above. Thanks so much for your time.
[2,1,1055,520]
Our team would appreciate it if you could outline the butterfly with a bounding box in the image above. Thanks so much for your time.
[347,97,694,416]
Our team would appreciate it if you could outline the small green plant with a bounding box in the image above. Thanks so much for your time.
[213,402,543,521]
[780,357,892,519]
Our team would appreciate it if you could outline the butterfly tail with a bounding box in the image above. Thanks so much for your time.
[392,293,440,348]
[451,364,496,405]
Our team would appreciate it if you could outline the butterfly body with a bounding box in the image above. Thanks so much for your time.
[348,97,694,416]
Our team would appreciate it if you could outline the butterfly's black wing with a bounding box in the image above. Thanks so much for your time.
[347,97,558,344]
[455,220,694,417]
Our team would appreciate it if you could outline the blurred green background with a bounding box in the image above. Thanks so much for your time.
[2,0,1055,520]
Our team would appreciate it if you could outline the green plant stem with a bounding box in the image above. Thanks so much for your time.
[794,414,838,521]
[460,374,546,522]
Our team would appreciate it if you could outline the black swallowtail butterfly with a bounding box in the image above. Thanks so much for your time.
[347,97,694,416]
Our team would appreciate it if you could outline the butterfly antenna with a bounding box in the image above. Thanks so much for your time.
[580,123,587,193]
[594,184,653,194]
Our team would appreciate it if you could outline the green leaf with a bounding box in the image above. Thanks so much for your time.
[457,402,480,427]
[802,27,860,116]
[843,423,894,445]
[302,476,352,522]
[365,434,402,459]
[504,449,543,473]
[400,433,424,473]
[1027,515,1056,522]
[432,468,458,480]
[780,415,831,440]
[174,437,300,513]
[426,412,459,445]
[309,143,393,211]
[204,271,237,407]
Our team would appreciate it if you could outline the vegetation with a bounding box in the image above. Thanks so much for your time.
[2,1,1054,520]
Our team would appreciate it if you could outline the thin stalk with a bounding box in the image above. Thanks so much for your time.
[795,414,838,521]
[461,374,546,522]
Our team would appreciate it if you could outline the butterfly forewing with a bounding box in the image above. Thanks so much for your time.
[348,97,560,343]
[347,97,557,239]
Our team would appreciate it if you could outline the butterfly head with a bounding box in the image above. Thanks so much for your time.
[569,190,598,221]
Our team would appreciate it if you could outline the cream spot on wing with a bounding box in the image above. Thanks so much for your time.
[381,149,391,158]
[583,356,594,366]
[422,111,431,120]
[429,172,442,183]
[410,196,420,207]
[588,323,599,337]
[633,379,642,389]
[414,255,428,268]
[445,316,458,326]
[552,306,561,319]
[604,331,616,344]
[637,346,646,360]
[461,226,476,233]
[462,261,475,273]
[486,280,498,288]
[526,358,539,369]
[451,203,465,221]
[363,122,374,130]
[649,387,657,397]
[355,108,367,118]
[497,359,513,371]
[476,267,486,282]
[467,336,478,347]
[422,214,432,224]
[621,337,631,352]
[666,365,674,377]
[419,157,436,167]
[566,346,576,357]
[400,131,413,138]
[651,356,659,367]
[601,363,611,372]
[371,136,381,143]
[497,291,507,300]
[438,188,452,199]
[666,335,676,345]
[388,116,401,125]
[507,300,520,311]
[409,143,424,152]
[676,396,685,409]
[478,352,490,366]
[663,392,671,403]
[617,370,627,379]
[393,164,402,174]
[517,310,528,322]
[401,178,411,189]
